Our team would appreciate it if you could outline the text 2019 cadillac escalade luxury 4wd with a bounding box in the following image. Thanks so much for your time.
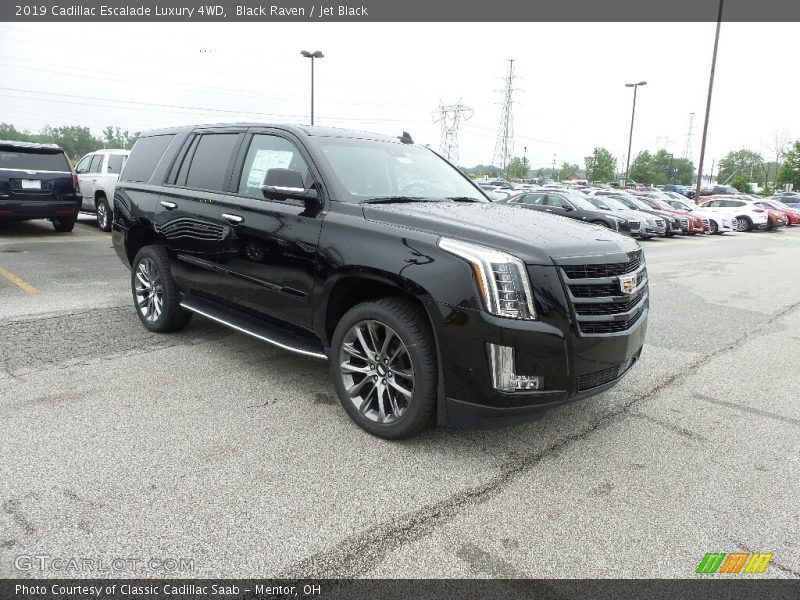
[112,124,648,439]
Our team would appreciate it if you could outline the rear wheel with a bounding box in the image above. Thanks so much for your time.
[95,197,112,232]
[131,245,193,333]
[52,217,75,232]
[330,298,437,439]
[737,216,752,232]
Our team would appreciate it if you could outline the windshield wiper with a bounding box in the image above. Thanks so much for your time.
[361,196,440,204]
[445,196,485,203]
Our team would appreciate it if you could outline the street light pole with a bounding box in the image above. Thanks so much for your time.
[623,80,647,189]
[300,50,324,126]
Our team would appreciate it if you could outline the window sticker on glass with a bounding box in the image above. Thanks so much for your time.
[247,149,294,188]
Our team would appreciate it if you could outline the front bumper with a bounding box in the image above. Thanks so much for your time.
[431,261,648,428]
[0,197,81,220]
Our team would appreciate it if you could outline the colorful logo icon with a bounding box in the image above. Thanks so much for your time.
[618,273,638,295]
[696,552,773,574]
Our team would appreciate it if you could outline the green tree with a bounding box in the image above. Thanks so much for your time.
[717,149,765,186]
[0,122,34,142]
[507,156,530,179]
[39,125,102,161]
[102,126,139,150]
[775,141,800,191]
[557,162,579,181]
[585,147,617,182]
[629,151,656,184]
[729,175,753,194]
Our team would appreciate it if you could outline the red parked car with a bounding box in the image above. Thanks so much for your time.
[756,199,800,227]
[632,193,707,234]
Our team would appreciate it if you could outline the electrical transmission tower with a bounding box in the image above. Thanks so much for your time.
[683,112,695,162]
[492,59,517,174]
[433,100,473,164]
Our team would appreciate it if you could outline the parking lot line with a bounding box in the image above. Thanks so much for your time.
[0,265,38,294]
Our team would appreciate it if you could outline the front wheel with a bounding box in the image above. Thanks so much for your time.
[52,217,75,232]
[96,197,112,232]
[709,220,719,234]
[131,245,193,333]
[330,298,437,439]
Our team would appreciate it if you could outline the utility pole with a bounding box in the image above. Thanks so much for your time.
[433,100,473,165]
[694,0,724,203]
[623,80,647,189]
[492,59,517,177]
[552,153,557,180]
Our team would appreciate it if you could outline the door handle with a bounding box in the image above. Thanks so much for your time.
[545,209,553,212]
[222,213,244,224]
[160,201,177,210]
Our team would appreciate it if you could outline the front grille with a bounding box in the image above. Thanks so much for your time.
[669,221,681,231]
[559,249,648,336]
[679,217,689,228]
[577,357,635,392]
[561,255,640,279]
[579,310,644,334]
[574,289,645,316]
[569,283,620,298]
[628,221,641,230]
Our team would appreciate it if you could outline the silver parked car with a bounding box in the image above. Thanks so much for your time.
[75,149,130,231]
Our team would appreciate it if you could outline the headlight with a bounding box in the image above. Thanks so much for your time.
[438,238,536,320]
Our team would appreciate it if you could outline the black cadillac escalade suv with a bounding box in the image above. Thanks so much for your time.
[112,124,648,439]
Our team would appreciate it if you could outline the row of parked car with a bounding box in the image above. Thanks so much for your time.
[489,185,800,239]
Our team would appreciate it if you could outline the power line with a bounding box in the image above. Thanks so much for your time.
[492,59,517,173]
[683,112,695,162]
[433,100,473,164]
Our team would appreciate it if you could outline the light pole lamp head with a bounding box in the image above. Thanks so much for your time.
[301,50,324,58]
[625,81,648,88]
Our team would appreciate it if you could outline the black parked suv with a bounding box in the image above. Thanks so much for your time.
[0,140,82,231]
[504,190,633,235]
[112,124,648,439]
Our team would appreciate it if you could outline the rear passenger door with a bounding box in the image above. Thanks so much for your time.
[155,128,244,297]
[215,129,326,331]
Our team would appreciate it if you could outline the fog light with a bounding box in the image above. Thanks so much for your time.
[486,343,544,392]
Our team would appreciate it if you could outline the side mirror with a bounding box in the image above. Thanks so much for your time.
[563,205,574,211]
[261,168,320,207]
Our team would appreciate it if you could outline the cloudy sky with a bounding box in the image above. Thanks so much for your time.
[0,21,796,172]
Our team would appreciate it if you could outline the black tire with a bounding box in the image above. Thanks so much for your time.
[330,297,437,440]
[95,196,112,232]
[130,245,193,333]
[52,217,75,232]
[709,220,719,234]
[737,216,752,232]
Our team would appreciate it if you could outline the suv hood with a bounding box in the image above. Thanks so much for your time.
[363,201,640,265]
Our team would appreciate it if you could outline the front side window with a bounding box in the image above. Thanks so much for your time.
[237,134,311,198]
[75,155,92,174]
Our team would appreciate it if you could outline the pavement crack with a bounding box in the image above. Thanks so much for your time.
[2,499,36,535]
[692,393,800,428]
[627,412,708,441]
[279,299,800,579]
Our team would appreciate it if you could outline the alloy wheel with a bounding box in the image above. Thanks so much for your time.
[338,319,414,424]
[97,202,108,229]
[134,258,164,322]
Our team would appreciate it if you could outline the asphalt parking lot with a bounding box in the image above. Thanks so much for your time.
[1,215,798,579]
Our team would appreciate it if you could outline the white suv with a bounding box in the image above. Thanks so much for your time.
[663,192,735,234]
[699,197,769,232]
[75,149,129,231]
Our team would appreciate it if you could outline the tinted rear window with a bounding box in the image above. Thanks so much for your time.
[184,133,239,192]
[122,135,175,182]
[107,154,126,174]
[0,149,70,172]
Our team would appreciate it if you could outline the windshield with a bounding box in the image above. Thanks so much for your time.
[315,138,487,203]
[628,197,656,211]
[594,197,629,211]
[566,194,604,211]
